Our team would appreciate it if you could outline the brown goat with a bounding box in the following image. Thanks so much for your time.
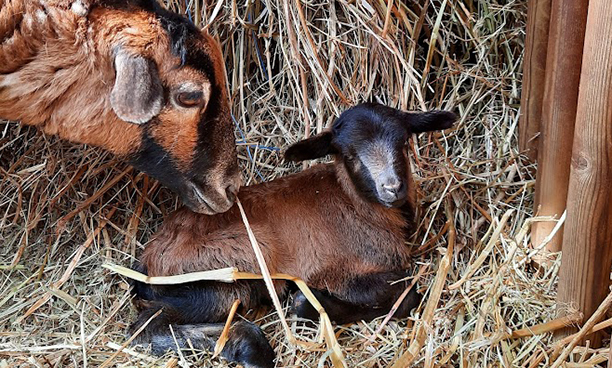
[0,0,240,214]
[130,103,456,367]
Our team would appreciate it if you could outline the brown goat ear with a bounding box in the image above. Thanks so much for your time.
[284,131,337,162]
[111,50,164,124]
[404,110,457,133]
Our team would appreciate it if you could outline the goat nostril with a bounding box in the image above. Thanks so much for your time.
[225,183,239,202]
[382,182,401,194]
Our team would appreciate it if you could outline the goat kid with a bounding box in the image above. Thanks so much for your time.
[129,103,456,367]
[0,0,240,214]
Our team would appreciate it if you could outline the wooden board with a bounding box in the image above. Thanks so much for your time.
[531,0,589,252]
[518,0,551,162]
[556,0,612,347]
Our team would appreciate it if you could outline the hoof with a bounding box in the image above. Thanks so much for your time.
[221,321,275,368]
[291,290,320,321]
[397,286,422,317]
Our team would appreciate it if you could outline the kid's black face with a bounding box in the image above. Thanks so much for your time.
[332,105,410,207]
[284,103,457,207]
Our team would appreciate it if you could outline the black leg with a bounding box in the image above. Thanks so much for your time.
[131,263,277,323]
[292,271,422,324]
[129,264,277,367]
[129,301,275,368]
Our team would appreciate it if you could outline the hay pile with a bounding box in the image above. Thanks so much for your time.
[1,0,607,367]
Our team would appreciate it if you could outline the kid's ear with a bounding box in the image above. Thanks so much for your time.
[284,131,338,162]
[403,110,457,133]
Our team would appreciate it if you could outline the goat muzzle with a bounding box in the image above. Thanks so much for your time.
[183,173,242,214]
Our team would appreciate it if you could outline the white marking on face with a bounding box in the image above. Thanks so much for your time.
[357,139,402,201]
[71,0,88,16]
[357,140,396,181]
[23,14,33,29]
[35,9,47,23]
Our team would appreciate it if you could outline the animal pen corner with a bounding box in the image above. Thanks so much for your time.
[520,0,612,349]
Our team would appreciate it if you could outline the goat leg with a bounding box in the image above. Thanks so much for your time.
[129,302,275,368]
[292,271,422,324]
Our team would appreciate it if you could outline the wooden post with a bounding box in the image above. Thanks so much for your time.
[530,0,589,252]
[519,0,551,162]
[556,0,612,347]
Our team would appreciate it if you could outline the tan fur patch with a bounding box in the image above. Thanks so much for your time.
[149,109,201,169]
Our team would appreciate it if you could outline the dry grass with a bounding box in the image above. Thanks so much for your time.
[1,0,608,367]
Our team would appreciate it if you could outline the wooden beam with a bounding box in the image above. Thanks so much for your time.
[556,0,612,347]
[531,0,589,252]
[519,0,551,162]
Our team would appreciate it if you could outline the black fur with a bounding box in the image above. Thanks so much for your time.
[133,280,274,323]
[131,264,274,324]
[127,129,185,194]
[161,18,190,65]
[292,271,422,325]
[130,307,274,368]
[220,321,275,368]
[405,110,457,133]
[190,83,226,184]
[130,265,275,367]
[284,131,336,162]
[284,103,456,206]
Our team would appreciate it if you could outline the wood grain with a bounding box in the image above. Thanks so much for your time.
[531,0,589,252]
[556,0,612,347]
[519,0,551,162]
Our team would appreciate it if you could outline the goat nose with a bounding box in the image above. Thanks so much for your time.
[382,180,404,196]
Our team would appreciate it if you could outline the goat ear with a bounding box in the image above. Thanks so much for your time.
[284,131,337,162]
[404,110,457,133]
[111,50,164,124]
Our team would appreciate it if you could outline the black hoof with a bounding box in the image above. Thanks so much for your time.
[221,321,275,368]
[396,286,422,318]
[291,290,320,321]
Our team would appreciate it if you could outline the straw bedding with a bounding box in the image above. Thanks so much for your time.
[1,0,607,367]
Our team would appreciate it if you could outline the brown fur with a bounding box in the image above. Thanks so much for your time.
[0,0,240,213]
[1,2,138,153]
[140,161,415,305]
[129,103,457,367]
[135,102,461,319]
[0,4,201,155]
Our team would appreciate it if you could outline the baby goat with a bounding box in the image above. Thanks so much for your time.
[130,103,456,367]
[0,0,240,214]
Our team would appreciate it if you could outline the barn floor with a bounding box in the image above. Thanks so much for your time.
[1,0,608,367]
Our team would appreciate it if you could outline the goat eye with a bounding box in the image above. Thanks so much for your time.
[176,91,204,108]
